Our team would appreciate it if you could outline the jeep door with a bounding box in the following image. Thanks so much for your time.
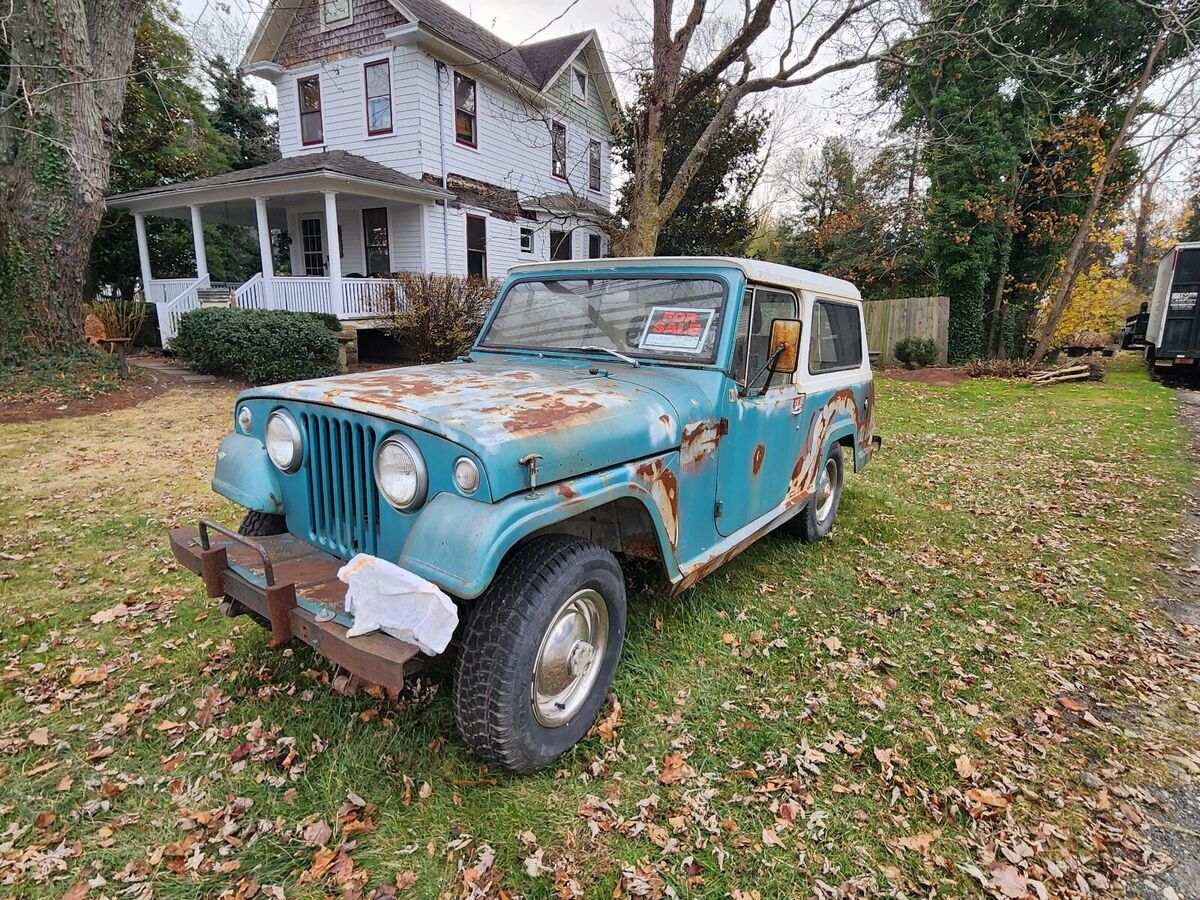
[713,284,804,536]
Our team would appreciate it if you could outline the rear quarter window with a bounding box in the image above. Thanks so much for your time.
[808,299,863,374]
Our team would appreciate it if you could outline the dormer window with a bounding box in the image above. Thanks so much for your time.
[571,66,588,101]
[321,0,352,29]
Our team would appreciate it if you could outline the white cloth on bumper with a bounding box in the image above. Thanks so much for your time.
[337,554,459,656]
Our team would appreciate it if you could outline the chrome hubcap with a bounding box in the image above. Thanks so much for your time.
[532,589,608,727]
[814,458,838,522]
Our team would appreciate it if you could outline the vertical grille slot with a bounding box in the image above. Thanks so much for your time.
[300,409,379,557]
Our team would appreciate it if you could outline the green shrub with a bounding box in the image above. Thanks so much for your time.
[894,337,939,368]
[173,308,341,384]
[370,273,498,363]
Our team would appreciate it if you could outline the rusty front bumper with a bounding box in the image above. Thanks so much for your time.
[168,521,424,693]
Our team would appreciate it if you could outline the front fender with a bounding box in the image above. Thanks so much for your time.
[398,453,683,599]
[212,433,285,515]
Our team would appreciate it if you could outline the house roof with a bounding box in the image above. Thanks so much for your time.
[242,0,618,126]
[106,150,452,207]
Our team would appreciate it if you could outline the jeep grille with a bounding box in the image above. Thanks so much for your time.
[298,410,380,558]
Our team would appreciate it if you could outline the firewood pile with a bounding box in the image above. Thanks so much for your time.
[1030,361,1105,385]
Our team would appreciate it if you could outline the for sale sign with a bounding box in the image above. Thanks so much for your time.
[639,307,715,354]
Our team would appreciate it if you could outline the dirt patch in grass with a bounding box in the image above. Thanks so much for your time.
[878,365,969,386]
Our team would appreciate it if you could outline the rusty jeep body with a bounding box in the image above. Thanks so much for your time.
[170,256,878,772]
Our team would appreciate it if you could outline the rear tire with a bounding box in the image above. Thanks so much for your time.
[238,510,286,537]
[785,443,844,543]
[453,534,627,774]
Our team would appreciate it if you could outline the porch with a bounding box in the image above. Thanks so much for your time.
[107,151,453,346]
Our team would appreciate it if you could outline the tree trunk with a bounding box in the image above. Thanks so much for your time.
[0,0,145,350]
[1030,28,1168,364]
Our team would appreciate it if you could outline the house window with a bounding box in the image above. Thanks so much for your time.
[520,227,534,254]
[321,0,352,29]
[550,229,571,261]
[455,73,477,147]
[571,66,588,101]
[588,233,602,259]
[364,60,392,135]
[362,208,390,276]
[809,299,864,373]
[551,121,567,180]
[300,218,326,276]
[298,75,323,146]
[466,215,487,278]
[588,140,602,192]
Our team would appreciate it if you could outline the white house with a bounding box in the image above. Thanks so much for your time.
[106,0,619,344]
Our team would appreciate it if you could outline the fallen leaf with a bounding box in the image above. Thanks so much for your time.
[896,833,935,854]
[29,726,50,747]
[955,754,976,779]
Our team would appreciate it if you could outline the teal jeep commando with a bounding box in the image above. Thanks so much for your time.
[169,257,879,772]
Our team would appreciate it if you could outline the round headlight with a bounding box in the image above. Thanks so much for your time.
[454,457,480,494]
[265,410,302,473]
[237,406,253,434]
[374,435,427,511]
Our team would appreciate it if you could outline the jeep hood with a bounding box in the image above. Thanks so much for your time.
[247,359,718,499]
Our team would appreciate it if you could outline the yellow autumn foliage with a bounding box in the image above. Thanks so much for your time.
[1054,261,1144,343]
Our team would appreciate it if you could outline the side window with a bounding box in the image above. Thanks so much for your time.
[732,285,798,389]
[808,300,863,373]
[298,75,323,146]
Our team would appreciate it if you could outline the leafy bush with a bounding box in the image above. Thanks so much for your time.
[0,344,120,403]
[371,273,498,363]
[963,358,1034,379]
[173,308,341,384]
[84,297,147,342]
[894,337,939,368]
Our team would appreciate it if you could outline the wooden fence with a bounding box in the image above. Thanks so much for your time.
[864,295,950,365]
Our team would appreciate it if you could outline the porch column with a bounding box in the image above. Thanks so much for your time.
[254,197,275,306]
[189,204,208,281]
[132,213,153,297]
[323,190,343,316]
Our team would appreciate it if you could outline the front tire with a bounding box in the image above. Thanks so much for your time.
[453,535,627,774]
[787,443,844,543]
[238,510,286,536]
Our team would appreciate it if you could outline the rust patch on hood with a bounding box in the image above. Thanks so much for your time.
[482,389,607,436]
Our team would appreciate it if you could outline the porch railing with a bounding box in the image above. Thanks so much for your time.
[147,274,406,346]
[342,278,399,317]
[157,275,210,345]
[232,272,266,310]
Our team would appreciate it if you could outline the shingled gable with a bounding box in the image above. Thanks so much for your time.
[242,0,618,126]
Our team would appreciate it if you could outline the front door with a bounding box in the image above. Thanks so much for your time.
[714,284,804,536]
[299,217,327,276]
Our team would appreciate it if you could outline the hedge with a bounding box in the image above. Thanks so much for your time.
[894,336,939,368]
[173,308,342,385]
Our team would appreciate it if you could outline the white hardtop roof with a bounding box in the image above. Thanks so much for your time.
[507,256,862,301]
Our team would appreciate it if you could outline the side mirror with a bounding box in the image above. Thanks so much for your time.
[768,318,802,375]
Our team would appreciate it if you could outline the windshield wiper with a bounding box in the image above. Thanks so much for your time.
[577,345,640,368]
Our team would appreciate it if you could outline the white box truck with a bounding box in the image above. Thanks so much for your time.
[1122,243,1200,379]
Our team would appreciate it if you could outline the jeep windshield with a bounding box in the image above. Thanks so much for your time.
[480,277,728,364]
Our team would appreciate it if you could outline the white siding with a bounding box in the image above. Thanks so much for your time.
[275,46,612,211]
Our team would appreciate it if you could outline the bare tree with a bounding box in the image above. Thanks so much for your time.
[0,0,146,349]
[614,0,932,256]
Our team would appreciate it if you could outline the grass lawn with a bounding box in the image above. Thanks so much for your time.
[0,356,1196,898]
